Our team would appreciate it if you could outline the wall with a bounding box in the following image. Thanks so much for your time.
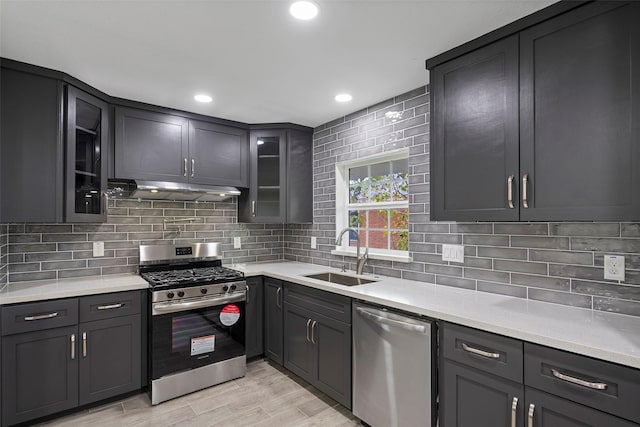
[5,199,283,283]
[284,86,640,317]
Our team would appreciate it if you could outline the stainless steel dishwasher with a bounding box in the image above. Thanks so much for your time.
[353,301,436,427]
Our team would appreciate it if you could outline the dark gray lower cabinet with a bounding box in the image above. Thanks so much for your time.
[1,325,79,425]
[79,315,141,405]
[245,277,264,359]
[263,277,283,365]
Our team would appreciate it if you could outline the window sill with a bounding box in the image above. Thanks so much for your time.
[330,249,413,264]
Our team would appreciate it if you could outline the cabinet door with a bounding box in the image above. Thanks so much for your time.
[525,388,638,427]
[78,315,142,405]
[114,107,189,182]
[245,277,264,359]
[286,129,313,223]
[263,277,283,365]
[65,86,109,222]
[441,360,524,427]
[313,312,352,409]
[431,35,519,221]
[283,302,315,383]
[520,1,640,220]
[1,326,78,426]
[188,120,248,187]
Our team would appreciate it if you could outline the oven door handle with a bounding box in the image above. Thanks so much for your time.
[152,292,245,315]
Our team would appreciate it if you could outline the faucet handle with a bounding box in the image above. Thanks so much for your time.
[362,247,369,260]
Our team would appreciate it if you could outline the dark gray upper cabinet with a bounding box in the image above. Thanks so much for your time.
[114,107,248,187]
[431,35,519,221]
[429,1,640,221]
[245,276,264,359]
[263,277,283,365]
[239,127,313,223]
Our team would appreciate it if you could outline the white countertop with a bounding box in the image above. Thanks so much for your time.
[0,274,149,305]
[231,261,640,370]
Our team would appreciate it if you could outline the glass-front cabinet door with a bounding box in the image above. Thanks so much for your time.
[65,86,108,222]
[249,130,286,222]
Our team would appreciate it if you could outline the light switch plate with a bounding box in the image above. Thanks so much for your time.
[311,237,317,249]
[604,254,625,281]
[234,237,241,249]
[93,241,104,257]
[442,244,464,263]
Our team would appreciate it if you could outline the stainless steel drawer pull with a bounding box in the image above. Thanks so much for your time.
[184,158,188,177]
[522,173,529,208]
[311,320,317,344]
[71,334,76,360]
[252,200,256,217]
[191,159,195,177]
[507,175,515,209]
[511,397,518,427]
[527,403,535,427]
[306,319,312,342]
[246,287,250,305]
[82,332,87,357]
[551,369,607,390]
[25,312,58,321]
[462,342,500,359]
[276,287,282,308]
[97,303,123,310]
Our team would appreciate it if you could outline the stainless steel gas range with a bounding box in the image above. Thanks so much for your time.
[139,243,246,405]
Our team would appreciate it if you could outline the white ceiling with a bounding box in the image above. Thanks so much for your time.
[0,0,555,128]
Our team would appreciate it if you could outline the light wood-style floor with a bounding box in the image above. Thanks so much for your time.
[37,359,360,427]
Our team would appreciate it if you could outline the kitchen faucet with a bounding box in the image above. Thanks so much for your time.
[335,227,369,275]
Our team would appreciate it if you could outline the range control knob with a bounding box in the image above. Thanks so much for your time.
[167,292,175,299]
[177,291,185,298]
[230,284,237,291]
[200,288,208,295]
[222,285,229,292]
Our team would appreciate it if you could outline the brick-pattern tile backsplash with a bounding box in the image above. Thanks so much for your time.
[284,85,640,318]
[4,199,284,283]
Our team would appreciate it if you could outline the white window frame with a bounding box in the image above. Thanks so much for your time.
[332,148,412,263]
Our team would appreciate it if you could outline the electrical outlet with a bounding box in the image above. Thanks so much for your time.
[604,255,625,281]
[233,237,241,249]
[442,244,464,263]
[92,241,104,257]
[311,237,317,249]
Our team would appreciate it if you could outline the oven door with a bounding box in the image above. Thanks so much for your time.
[151,292,245,380]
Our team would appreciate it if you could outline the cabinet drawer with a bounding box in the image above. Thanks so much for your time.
[1,298,78,336]
[79,291,142,322]
[283,282,351,324]
[524,342,640,424]
[442,322,523,383]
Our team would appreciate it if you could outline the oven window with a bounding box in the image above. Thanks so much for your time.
[152,302,245,380]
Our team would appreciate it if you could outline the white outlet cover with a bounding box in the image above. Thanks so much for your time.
[92,241,104,257]
[604,255,625,281]
[442,244,464,263]
[234,237,241,249]
[311,236,317,249]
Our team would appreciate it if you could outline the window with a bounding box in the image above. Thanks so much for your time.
[334,149,411,262]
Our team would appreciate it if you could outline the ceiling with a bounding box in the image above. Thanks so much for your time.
[0,0,556,128]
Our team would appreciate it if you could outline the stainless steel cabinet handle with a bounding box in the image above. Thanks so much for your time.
[71,334,76,360]
[356,307,428,333]
[306,319,312,342]
[82,332,87,357]
[252,200,256,217]
[507,175,515,209]
[97,303,123,310]
[24,312,58,321]
[511,397,518,427]
[184,158,188,177]
[462,342,500,359]
[528,403,535,427]
[551,369,607,390]
[191,159,195,177]
[246,286,250,305]
[522,174,529,208]
[311,320,317,344]
[102,193,108,215]
[276,287,282,308]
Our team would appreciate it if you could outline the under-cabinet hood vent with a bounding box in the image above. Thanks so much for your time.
[107,180,241,202]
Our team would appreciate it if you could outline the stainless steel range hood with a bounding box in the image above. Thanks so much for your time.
[110,180,241,202]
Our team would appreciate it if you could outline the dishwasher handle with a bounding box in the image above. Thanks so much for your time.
[356,306,428,334]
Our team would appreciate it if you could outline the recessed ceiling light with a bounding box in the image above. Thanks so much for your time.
[150,189,159,193]
[290,1,318,20]
[194,94,212,103]
[335,93,352,103]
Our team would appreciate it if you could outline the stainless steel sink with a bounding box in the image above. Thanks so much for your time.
[305,272,377,286]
